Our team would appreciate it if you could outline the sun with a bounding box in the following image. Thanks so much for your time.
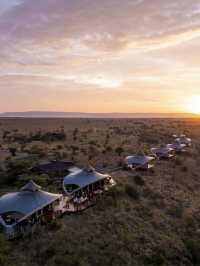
[187,96,200,114]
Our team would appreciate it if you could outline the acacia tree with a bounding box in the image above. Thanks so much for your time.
[9,147,17,157]
[115,147,124,156]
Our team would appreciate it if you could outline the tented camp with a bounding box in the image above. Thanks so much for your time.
[175,134,192,147]
[166,142,186,153]
[32,160,74,176]
[0,181,63,239]
[151,145,174,159]
[63,167,116,212]
[124,152,155,170]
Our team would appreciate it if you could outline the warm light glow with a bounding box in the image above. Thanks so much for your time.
[1,1,200,113]
[187,96,200,114]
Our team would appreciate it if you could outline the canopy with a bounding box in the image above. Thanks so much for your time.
[63,167,110,191]
[167,143,186,150]
[32,160,74,174]
[151,146,173,154]
[0,181,62,216]
[175,136,191,145]
[125,155,154,165]
[20,180,41,192]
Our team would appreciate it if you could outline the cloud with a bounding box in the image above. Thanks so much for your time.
[0,0,22,15]
[124,27,200,54]
[0,71,123,89]
[0,0,200,112]
[1,0,200,49]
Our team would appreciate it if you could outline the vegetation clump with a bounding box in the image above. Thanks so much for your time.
[125,184,140,200]
[0,118,199,266]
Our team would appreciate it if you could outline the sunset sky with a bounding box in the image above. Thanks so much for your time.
[0,0,200,113]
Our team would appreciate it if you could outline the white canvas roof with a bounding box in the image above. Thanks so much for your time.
[0,181,62,216]
[125,154,154,166]
[175,136,191,145]
[167,142,186,150]
[151,145,174,154]
[63,167,110,191]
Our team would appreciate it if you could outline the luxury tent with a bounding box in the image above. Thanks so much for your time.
[124,152,155,170]
[0,181,63,239]
[151,145,175,159]
[63,167,115,212]
[166,142,186,153]
[31,160,74,176]
[174,134,192,147]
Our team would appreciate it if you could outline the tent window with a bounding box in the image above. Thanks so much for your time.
[0,223,4,233]
[65,184,79,193]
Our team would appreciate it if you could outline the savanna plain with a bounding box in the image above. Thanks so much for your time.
[0,118,200,266]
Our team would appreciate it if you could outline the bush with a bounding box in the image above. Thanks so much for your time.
[115,147,124,156]
[175,158,182,166]
[0,234,9,265]
[134,175,145,186]
[3,160,32,185]
[125,184,140,200]
[104,146,112,153]
[57,145,63,150]
[142,188,165,209]
[167,203,184,219]
[47,220,62,231]
[181,166,188,172]
[9,147,17,156]
[184,237,200,265]
[34,174,50,186]
[97,185,124,210]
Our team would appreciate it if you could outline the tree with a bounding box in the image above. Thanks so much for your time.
[9,147,17,157]
[73,128,79,141]
[115,147,124,156]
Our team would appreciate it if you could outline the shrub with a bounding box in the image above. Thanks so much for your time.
[88,145,99,159]
[97,185,124,210]
[175,158,182,166]
[125,184,140,200]
[57,145,63,150]
[3,160,32,185]
[134,175,145,186]
[70,145,79,155]
[115,147,124,156]
[9,147,17,156]
[47,220,62,232]
[143,188,165,209]
[184,237,200,265]
[29,145,46,158]
[34,174,50,186]
[88,140,97,146]
[104,146,112,153]
[73,128,79,141]
[0,234,9,265]
[181,166,188,172]
[167,203,184,219]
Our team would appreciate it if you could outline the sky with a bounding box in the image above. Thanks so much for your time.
[0,0,200,113]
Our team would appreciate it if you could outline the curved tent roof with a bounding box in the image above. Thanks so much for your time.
[63,167,110,190]
[0,181,62,216]
[32,160,74,174]
[151,145,174,154]
[125,154,154,165]
[175,136,191,145]
[167,143,186,150]
[20,180,41,192]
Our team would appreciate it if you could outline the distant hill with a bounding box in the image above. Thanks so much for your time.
[0,111,198,118]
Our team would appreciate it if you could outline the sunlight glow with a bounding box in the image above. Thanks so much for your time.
[187,95,200,114]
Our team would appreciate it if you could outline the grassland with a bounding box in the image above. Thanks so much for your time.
[0,118,200,266]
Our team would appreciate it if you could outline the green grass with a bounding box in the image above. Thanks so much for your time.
[0,118,200,266]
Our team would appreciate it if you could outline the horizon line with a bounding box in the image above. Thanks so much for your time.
[0,111,197,114]
[0,111,199,118]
